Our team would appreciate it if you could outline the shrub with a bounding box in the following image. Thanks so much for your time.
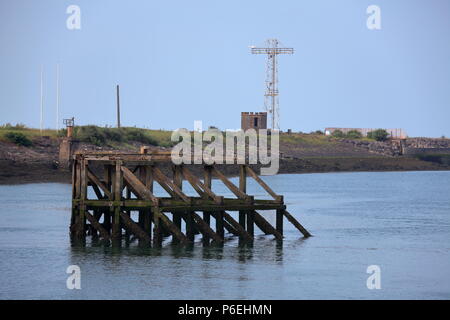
[346,130,362,139]
[1,123,27,130]
[5,132,32,146]
[367,129,389,141]
[57,128,67,137]
[104,128,123,143]
[76,126,106,146]
[331,129,345,138]
[123,128,158,145]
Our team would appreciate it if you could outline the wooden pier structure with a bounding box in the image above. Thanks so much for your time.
[70,152,311,246]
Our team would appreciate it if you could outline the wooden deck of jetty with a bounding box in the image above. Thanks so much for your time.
[70,151,311,246]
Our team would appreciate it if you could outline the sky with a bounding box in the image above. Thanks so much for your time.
[0,0,449,137]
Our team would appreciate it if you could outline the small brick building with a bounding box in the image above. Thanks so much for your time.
[241,112,267,130]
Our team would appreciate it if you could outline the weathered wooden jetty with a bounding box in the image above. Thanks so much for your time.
[70,151,311,246]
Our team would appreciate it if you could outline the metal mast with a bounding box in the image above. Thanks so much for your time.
[56,63,60,131]
[251,39,293,130]
[40,65,44,134]
[116,85,121,128]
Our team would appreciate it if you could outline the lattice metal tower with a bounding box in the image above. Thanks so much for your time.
[251,39,293,130]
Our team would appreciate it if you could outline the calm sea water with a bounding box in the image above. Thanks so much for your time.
[0,171,449,300]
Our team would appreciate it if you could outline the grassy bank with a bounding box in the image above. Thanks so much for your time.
[0,124,175,148]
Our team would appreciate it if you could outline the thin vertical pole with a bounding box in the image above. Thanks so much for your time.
[56,63,59,131]
[40,65,44,135]
[116,85,121,128]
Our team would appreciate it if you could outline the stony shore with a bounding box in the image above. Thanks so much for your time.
[1,135,450,185]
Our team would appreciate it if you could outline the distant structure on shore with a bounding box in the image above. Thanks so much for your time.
[324,128,408,139]
[250,39,294,130]
[241,112,267,130]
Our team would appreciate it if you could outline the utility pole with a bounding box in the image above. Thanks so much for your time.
[40,65,44,134]
[251,39,294,131]
[56,64,60,131]
[116,84,121,128]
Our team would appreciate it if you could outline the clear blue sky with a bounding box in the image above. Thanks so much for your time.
[1,0,449,137]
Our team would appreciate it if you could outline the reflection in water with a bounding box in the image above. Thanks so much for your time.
[69,235,285,263]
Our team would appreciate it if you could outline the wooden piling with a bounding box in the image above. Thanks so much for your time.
[70,152,311,248]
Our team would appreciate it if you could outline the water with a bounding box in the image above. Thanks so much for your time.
[0,171,449,299]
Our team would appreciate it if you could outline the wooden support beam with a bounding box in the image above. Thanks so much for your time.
[282,210,311,238]
[253,211,283,240]
[247,210,255,237]
[276,209,283,236]
[87,167,112,199]
[222,212,253,242]
[85,211,110,240]
[211,166,250,200]
[246,166,282,201]
[172,166,183,244]
[185,212,195,241]
[239,165,247,193]
[121,166,159,206]
[153,167,190,203]
[204,166,212,191]
[238,165,248,236]
[71,160,77,199]
[141,166,153,238]
[112,160,122,243]
[239,211,246,230]
[91,210,102,240]
[153,208,189,244]
[119,211,151,244]
[90,182,103,200]
[75,161,81,199]
[202,211,211,244]
[182,167,222,204]
[191,212,223,243]
[215,211,224,239]
[77,159,87,239]
[210,212,239,236]
[152,215,163,247]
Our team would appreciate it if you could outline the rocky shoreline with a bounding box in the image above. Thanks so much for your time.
[1,135,450,185]
[1,156,449,185]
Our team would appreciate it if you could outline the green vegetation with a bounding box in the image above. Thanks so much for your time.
[331,129,363,139]
[0,124,59,142]
[72,126,176,147]
[331,129,345,138]
[346,130,363,139]
[367,129,389,142]
[4,132,33,146]
[280,132,336,146]
[0,123,176,148]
